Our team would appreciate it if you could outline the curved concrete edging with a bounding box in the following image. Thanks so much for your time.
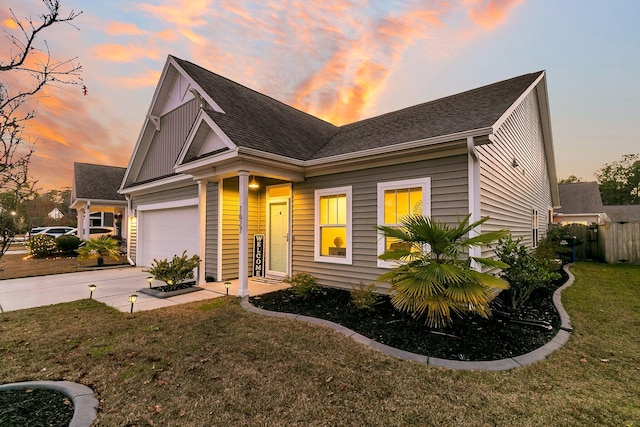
[242,264,576,371]
[0,381,98,427]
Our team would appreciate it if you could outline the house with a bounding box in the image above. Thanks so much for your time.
[70,162,128,240]
[554,182,610,225]
[119,55,559,295]
[603,205,640,224]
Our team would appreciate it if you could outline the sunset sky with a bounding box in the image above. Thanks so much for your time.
[2,0,639,191]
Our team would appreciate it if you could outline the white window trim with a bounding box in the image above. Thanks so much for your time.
[314,186,352,265]
[377,177,431,269]
[532,208,539,248]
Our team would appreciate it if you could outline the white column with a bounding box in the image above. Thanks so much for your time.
[198,180,207,286]
[82,202,91,240]
[237,171,249,296]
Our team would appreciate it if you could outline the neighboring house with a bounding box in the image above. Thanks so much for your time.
[603,205,640,224]
[554,182,611,225]
[70,162,128,240]
[119,55,559,295]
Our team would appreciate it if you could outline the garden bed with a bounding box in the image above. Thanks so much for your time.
[139,282,203,299]
[250,269,568,361]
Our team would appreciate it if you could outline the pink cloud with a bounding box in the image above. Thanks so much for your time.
[468,0,523,30]
[92,43,161,62]
[106,22,147,36]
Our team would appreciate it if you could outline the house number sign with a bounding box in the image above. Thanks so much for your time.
[253,234,265,277]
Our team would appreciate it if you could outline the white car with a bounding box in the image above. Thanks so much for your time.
[27,226,76,239]
[64,227,115,239]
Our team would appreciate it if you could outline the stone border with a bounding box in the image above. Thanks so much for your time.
[242,264,576,371]
[0,381,98,427]
[139,286,203,299]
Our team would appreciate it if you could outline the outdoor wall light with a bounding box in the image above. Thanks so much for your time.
[249,176,259,189]
[129,294,138,313]
[147,276,153,288]
[512,158,519,168]
[224,281,231,296]
[88,284,96,300]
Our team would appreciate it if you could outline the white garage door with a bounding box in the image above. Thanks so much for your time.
[139,206,199,267]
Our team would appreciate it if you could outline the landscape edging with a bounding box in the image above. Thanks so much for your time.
[0,380,98,427]
[241,263,576,371]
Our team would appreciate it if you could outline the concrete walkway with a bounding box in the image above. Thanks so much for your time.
[0,267,288,313]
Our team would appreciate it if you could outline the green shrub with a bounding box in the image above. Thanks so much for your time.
[283,272,318,298]
[494,235,560,311]
[56,235,82,253]
[535,226,576,266]
[144,250,200,290]
[377,214,509,328]
[350,282,381,310]
[25,234,57,256]
[77,236,121,266]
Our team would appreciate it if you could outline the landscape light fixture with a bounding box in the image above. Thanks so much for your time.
[147,276,153,288]
[88,284,96,300]
[129,294,138,313]
[167,279,173,287]
[248,176,259,189]
[224,282,231,296]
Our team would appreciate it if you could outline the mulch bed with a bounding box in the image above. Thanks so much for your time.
[250,269,568,361]
[0,388,74,427]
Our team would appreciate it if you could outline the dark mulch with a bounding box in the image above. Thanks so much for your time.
[0,388,74,427]
[250,269,568,361]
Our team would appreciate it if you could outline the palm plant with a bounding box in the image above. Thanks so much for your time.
[77,236,121,266]
[377,214,510,328]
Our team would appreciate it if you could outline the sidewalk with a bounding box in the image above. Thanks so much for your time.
[0,267,288,313]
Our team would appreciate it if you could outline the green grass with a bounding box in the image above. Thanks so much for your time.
[1,262,639,426]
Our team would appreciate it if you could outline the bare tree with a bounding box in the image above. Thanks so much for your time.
[0,0,82,261]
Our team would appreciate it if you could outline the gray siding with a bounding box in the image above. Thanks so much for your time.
[291,155,469,291]
[478,90,552,249]
[128,217,137,261]
[137,99,199,182]
[132,185,198,207]
[205,182,218,281]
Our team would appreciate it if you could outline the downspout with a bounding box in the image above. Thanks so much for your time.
[125,194,134,265]
[467,136,481,269]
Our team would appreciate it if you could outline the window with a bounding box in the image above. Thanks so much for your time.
[314,186,352,264]
[532,209,539,248]
[377,178,431,268]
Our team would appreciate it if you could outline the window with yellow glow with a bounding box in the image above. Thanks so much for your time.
[377,178,430,268]
[315,187,352,264]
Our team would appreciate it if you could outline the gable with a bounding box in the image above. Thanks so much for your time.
[177,110,236,165]
[160,72,196,116]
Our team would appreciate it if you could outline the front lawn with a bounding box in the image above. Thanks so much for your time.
[0,262,638,426]
[0,253,130,280]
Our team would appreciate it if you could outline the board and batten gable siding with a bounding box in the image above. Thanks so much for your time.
[205,182,218,281]
[136,99,199,183]
[478,90,552,249]
[291,155,469,291]
[129,185,199,262]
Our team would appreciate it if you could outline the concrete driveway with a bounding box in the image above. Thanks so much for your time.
[0,266,288,313]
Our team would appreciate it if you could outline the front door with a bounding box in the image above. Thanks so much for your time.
[267,199,289,276]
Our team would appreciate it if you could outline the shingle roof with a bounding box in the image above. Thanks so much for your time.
[603,205,640,223]
[173,56,543,161]
[173,57,339,161]
[73,162,126,201]
[312,72,543,159]
[557,182,604,214]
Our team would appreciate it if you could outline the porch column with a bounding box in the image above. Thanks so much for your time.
[82,202,91,240]
[197,179,207,286]
[237,171,250,296]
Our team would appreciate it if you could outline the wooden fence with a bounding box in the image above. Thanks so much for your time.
[598,222,640,264]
